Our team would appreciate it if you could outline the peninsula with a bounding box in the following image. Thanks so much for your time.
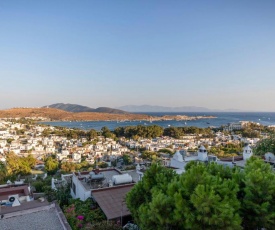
[0,108,216,122]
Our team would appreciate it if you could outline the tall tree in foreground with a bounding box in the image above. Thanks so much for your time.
[126,164,177,229]
[127,160,275,230]
[241,157,275,229]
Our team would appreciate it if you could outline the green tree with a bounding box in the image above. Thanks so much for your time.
[45,157,59,175]
[158,148,174,155]
[85,221,122,230]
[0,161,7,183]
[122,154,132,165]
[88,129,98,140]
[26,154,36,168]
[98,162,108,168]
[127,163,243,230]
[5,152,33,176]
[254,135,275,156]
[176,163,241,230]
[126,164,177,229]
[101,126,115,139]
[61,162,76,173]
[241,157,275,229]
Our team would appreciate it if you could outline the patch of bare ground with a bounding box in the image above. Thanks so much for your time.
[0,108,149,121]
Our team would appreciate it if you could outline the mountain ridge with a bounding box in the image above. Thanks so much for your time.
[43,103,128,114]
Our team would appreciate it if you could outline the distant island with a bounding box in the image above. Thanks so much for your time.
[117,105,242,112]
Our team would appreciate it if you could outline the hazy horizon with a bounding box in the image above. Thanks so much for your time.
[2,103,275,113]
[1,1,275,111]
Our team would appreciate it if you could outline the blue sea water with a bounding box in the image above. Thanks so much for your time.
[40,112,275,131]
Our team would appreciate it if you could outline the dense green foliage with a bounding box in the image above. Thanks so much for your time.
[64,198,107,230]
[114,125,214,139]
[3,153,36,177]
[114,125,164,139]
[126,159,275,230]
[164,126,214,139]
[98,162,109,168]
[61,161,92,173]
[158,148,174,155]
[44,156,59,175]
[42,127,99,140]
[254,135,275,156]
[101,126,116,139]
[0,161,7,183]
[140,151,159,161]
[241,158,275,229]
[84,221,123,230]
[122,154,133,165]
[208,143,243,157]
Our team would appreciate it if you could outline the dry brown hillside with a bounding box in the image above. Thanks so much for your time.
[0,108,149,121]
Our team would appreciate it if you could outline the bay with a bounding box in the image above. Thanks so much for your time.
[41,112,275,131]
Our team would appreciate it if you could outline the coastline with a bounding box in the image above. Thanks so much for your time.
[0,108,216,122]
[35,115,216,122]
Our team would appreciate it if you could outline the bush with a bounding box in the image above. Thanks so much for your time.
[63,199,106,229]
[84,221,122,230]
[98,162,108,168]
[32,181,45,192]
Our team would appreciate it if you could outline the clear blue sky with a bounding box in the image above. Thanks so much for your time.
[0,0,275,111]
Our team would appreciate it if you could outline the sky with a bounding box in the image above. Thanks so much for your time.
[0,0,275,111]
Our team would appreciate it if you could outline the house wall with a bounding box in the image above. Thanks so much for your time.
[71,175,91,201]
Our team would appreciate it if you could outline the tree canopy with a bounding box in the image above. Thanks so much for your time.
[5,152,36,176]
[126,159,275,230]
[254,135,275,156]
[44,156,59,175]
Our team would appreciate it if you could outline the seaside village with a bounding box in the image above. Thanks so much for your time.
[1,118,275,229]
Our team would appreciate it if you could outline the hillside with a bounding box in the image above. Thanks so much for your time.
[0,108,149,121]
[43,103,128,114]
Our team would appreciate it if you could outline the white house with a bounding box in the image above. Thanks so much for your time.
[72,153,81,163]
[46,146,56,153]
[198,145,208,162]
[70,169,136,201]
[243,145,253,160]
[0,140,7,148]
[170,151,186,170]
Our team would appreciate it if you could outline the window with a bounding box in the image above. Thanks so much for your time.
[72,182,76,195]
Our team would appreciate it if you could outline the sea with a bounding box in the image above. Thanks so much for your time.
[40,112,275,131]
